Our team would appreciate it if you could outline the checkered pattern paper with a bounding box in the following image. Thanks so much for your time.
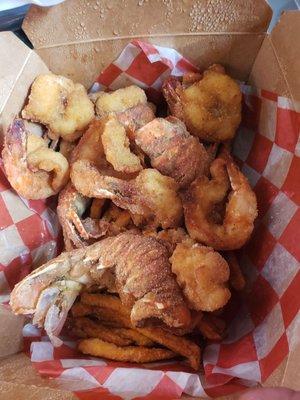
[1,41,299,399]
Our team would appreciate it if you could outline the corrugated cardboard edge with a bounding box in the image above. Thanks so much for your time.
[0,31,49,146]
[20,0,272,88]
[249,11,300,104]
[22,0,272,47]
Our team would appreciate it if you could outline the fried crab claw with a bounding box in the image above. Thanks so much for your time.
[70,119,183,229]
[162,64,242,142]
[2,119,69,199]
[22,73,95,142]
[10,232,192,345]
[182,152,258,250]
[133,117,210,188]
[57,183,109,251]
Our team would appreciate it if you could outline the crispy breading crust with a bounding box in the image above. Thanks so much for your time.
[78,338,176,363]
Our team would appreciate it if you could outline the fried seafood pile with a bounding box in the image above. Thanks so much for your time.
[6,66,257,369]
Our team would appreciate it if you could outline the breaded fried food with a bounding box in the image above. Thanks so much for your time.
[144,228,193,255]
[81,293,127,314]
[22,74,94,142]
[197,314,226,341]
[78,338,176,363]
[94,85,155,131]
[102,116,142,173]
[137,326,201,370]
[182,154,257,250]
[134,117,209,188]
[170,242,231,312]
[95,85,147,116]
[163,65,242,142]
[72,317,132,346]
[90,198,106,219]
[116,328,154,347]
[224,251,246,291]
[134,169,183,229]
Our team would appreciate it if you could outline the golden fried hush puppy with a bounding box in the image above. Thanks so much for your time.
[170,242,231,312]
[163,64,242,142]
[22,74,94,142]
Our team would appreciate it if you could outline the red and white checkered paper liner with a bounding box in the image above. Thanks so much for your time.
[1,40,299,399]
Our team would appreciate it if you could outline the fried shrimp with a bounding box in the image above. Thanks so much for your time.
[2,119,69,199]
[170,242,231,312]
[57,183,109,251]
[22,74,94,142]
[102,115,143,173]
[93,85,155,131]
[10,233,191,345]
[71,119,182,229]
[163,64,242,142]
[182,154,257,250]
[134,117,209,188]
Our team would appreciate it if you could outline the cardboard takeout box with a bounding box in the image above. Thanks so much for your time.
[0,1,299,398]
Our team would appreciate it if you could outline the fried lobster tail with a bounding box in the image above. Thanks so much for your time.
[10,233,191,345]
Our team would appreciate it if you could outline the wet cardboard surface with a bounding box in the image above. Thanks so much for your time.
[0,0,299,398]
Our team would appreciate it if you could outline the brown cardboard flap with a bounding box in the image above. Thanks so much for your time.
[23,0,272,49]
[249,11,300,104]
[0,32,49,145]
[34,33,266,88]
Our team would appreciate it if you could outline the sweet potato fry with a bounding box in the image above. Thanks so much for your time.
[78,338,176,363]
[81,293,129,315]
[137,327,201,370]
[225,251,246,291]
[116,328,154,347]
[197,314,226,341]
[94,307,131,328]
[73,317,132,346]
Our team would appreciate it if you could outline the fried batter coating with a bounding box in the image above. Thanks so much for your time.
[22,74,94,142]
[197,313,226,341]
[94,85,155,131]
[182,153,257,250]
[102,115,142,173]
[95,85,147,116]
[70,119,182,229]
[224,251,246,291]
[134,169,182,229]
[134,117,209,188]
[137,326,201,370]
[163,65,242,142]
[2,119,69,199]
[72,317,132,346]
[78,338,176,363]
[170,242,231,312]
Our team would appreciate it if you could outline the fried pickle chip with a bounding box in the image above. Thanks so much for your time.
[22,74,94,142]
[170,242,231,312]
[78,338,176,363]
